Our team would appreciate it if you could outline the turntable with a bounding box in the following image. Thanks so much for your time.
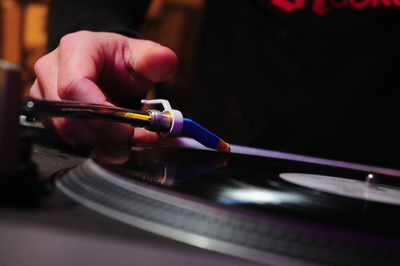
[1,61,400,266]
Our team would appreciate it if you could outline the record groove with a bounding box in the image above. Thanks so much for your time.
[56,146,400,266]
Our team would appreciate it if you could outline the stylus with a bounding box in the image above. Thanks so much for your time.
[182,118,230,152]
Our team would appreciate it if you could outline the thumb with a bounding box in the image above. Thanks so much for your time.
[125,39,178,83]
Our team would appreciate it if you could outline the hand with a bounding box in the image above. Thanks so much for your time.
[30,31,178,147]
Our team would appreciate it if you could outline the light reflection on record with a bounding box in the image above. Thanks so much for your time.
[279,173,400,206]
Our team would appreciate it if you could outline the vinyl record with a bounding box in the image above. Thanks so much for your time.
[57,145,400,266]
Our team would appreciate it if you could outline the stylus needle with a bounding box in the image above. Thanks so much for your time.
[21,97,231,152]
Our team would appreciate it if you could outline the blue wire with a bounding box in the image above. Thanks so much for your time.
[182,118,220,150]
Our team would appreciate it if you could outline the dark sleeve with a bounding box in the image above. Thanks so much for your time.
[47,0,151,51]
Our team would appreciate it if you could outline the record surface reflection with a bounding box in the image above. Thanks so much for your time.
[57,145,400,266]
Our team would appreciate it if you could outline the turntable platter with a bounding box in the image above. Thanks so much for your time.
[57,145,400,266]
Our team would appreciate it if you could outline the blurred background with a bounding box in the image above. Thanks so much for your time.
[0,0,204,99]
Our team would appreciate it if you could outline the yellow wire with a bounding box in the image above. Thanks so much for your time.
[118,112,151,120]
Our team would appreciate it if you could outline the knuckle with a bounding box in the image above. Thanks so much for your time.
[57,78,81,100]
[59,30,91,48]
[59,33,75,48]
[29,80,40,97]
[33,55,48,76]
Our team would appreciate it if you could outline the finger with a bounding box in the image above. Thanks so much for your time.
[84,120,134,144]
[131,127,160,144]
[32,49,61,100]
[56,31,158,102]
[29,79,44,98]
[32,53,70,143]
[53,74,134,145]
[125,38,178,83]
[53,76,134,146]
[57,77,109,104]
[33,38,133,146]
[55,118,134,147]
[56,32,108,103]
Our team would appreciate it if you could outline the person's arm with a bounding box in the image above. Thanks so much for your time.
[30,1,178,147]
